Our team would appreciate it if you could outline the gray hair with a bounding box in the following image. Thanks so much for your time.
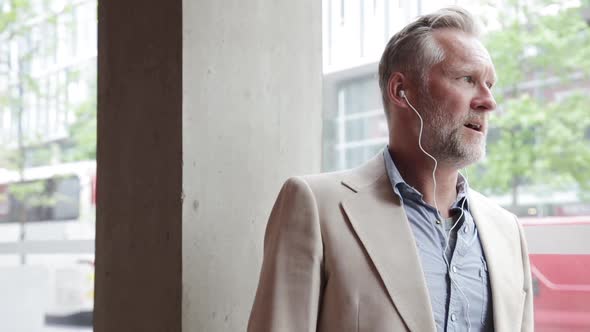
[378,7,481,113]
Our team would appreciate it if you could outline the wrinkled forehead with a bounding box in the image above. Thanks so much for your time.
[432,29,496,78]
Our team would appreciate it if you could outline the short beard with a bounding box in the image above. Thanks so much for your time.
[416,86,487,169]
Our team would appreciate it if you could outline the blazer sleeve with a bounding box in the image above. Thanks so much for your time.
[516,216,534,332]
[248,177,325,332]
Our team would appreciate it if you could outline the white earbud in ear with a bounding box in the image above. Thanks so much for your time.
[399,90,406,98]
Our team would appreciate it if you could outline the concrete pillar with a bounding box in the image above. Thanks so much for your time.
[182,1,322,330]
[95,1,182,331]
[95,0,321,331]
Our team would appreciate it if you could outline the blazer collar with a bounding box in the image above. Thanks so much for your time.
[340,151,437,332]
[339,151,386,193]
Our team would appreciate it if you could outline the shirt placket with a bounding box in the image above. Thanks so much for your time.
[448,221,470,332]
[437,208,471,332]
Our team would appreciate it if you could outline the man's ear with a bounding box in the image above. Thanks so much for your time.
[386,72,408,108]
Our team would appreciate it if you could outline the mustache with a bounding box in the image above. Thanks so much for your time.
[464,113,487,124]
[465,110,487,120]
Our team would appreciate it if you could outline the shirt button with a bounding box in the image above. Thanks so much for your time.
[451,313,457,321]
[452,266,458,273]
[464,226,469,233]
[436,220,442,224]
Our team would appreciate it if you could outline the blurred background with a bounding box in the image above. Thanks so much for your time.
[0,0,95,331]
[0,0,588,330]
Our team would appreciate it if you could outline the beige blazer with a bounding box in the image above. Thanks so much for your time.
[248,152,534,332]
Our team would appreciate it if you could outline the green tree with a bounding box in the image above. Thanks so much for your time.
[468,0,590,210]
[1,0,46,264]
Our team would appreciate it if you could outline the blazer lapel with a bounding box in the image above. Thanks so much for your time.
[469,192,526,331]
[341,173,436,332]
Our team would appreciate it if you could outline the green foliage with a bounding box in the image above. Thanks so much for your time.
[10,180,51,207]
[0,0,33,37]
[67,86,97,161]
[468,0,590,204]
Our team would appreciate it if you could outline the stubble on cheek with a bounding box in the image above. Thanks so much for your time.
[427,109,488,166]
[413,88,487,166]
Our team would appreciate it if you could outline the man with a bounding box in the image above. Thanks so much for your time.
[248,7,533,332]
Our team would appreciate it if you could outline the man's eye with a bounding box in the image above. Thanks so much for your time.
[461,76,475,84]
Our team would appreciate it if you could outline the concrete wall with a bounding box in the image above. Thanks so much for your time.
[95,1,182,331]
[182,0,322,330]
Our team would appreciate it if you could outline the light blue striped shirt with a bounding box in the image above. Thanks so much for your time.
[383,148,493,332]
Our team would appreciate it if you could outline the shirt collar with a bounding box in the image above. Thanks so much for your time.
[383,147,470,209]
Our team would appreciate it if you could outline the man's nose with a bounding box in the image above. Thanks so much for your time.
[471,85,497,112]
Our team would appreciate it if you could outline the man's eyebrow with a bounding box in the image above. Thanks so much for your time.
[443,64,477,75]
[491,74,498,84]
[446,65,498,82]
[442,66,465,76]
[485,70,498,84]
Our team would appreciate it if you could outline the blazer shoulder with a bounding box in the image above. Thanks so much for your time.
[294,151,387,195]
[286,170,355,203]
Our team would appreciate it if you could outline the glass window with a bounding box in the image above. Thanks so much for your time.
[0,1,96,331]
[323,74,388,170]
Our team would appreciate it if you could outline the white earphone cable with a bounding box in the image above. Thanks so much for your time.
[402,92,472,332]
[401,93,441,221]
